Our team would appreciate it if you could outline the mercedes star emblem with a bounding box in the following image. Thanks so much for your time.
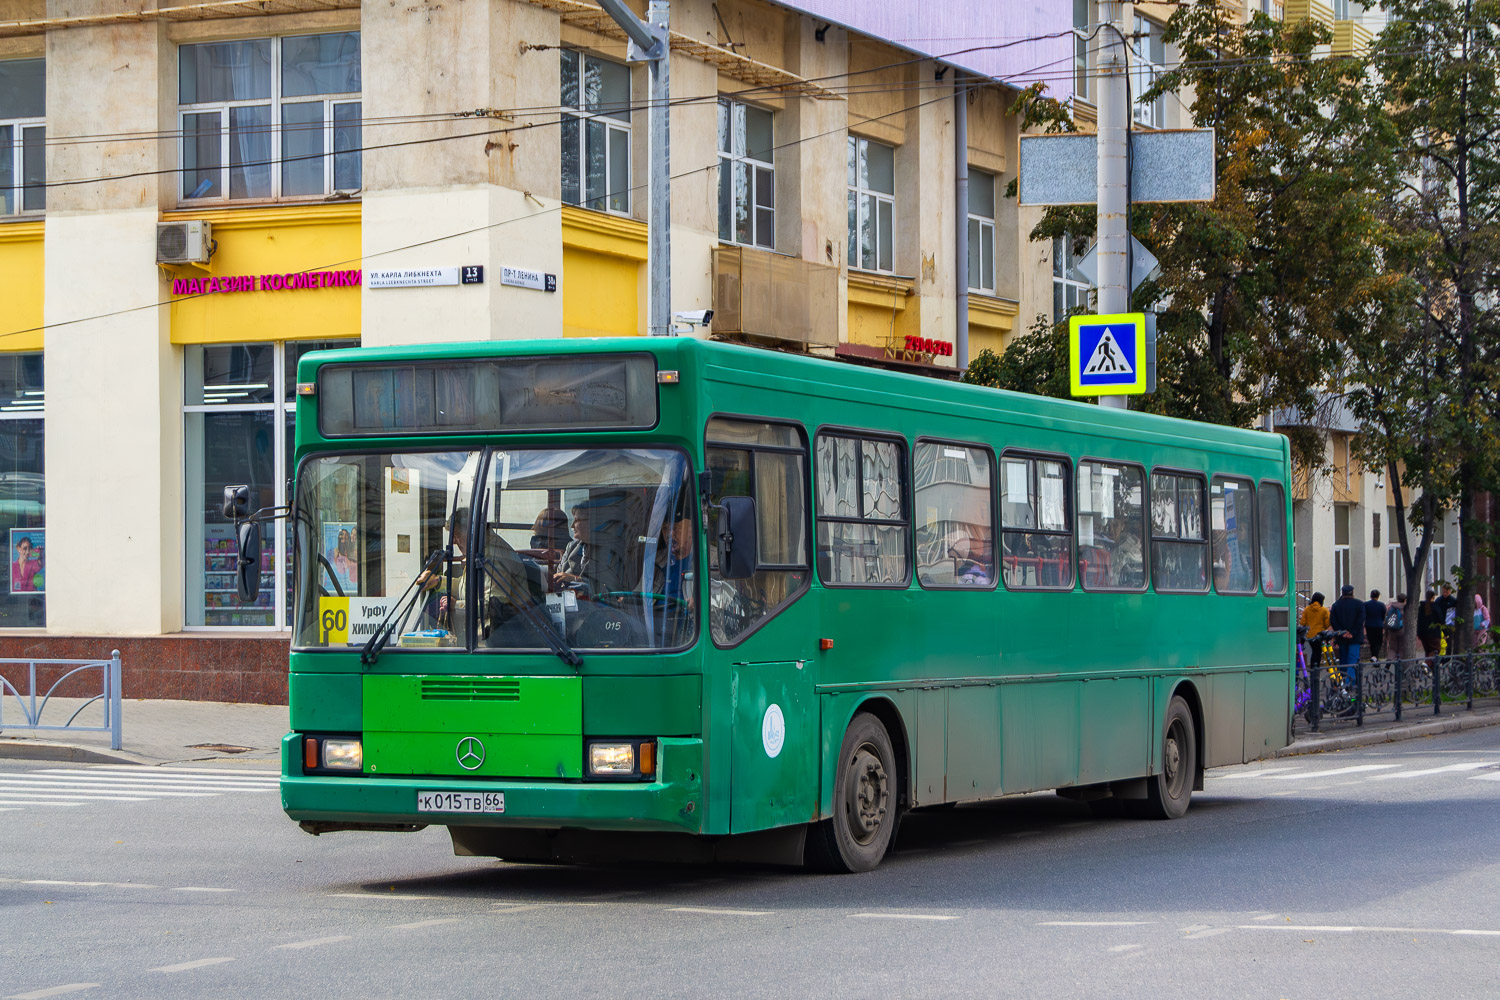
[455,736,486,770]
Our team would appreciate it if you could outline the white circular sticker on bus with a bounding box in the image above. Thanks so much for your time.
[762,704,786,758]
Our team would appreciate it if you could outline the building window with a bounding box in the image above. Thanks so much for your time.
[560,49,631,215]
[1000,453,1072,589]
[1074,0,1092,102]
[1053,234,1089,321]
[1131,17,1165,128]
[1333,0,1350,19]
[914,442,994,588]
[184,340,357,628]
[178,33,362,202]
[847,136,895,273]
[1333,503,1351,595]
[967,169,996,293]
[1425,516,1446,590]
[0,58,45,215]
[815,431,908,587]
[1386,504,1403,596]
[0,354,45,626]
[1151,471,1208,592]
[1077,460,1146,591]
[718,98,774,249]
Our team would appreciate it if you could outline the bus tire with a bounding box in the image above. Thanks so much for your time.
[805,712,898,873]
[1135,695,1196,820]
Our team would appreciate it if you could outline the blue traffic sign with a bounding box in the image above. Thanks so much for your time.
[1069,313,1148,396]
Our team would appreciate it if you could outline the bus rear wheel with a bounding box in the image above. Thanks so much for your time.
[805,712,898,873]
[1135,695,1196,820]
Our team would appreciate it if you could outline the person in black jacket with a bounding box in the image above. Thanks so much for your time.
[1364,589,1388,661]
[1329,584,1366,668]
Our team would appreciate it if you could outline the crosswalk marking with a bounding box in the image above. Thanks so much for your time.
[0,766,277,813]
[1470,772,1500,782]
[91,765,275,777]
[1372,762,1497,778]
[1263,764,1401,780]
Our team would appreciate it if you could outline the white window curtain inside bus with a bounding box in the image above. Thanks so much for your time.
[1150,471,1208,592]
[913,442,994,588]
[816,434,908,587]
[1077,461,1146,590]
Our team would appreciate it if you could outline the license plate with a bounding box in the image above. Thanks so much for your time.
[416,790,505,814]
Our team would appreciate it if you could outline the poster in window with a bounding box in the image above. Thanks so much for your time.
[10,527,44,594]
[322,521,359,594]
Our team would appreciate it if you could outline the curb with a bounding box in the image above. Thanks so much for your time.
[0,739,149,765]
[1276,708,1500,757]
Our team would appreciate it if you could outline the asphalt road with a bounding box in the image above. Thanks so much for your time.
[2,729,1499,1000]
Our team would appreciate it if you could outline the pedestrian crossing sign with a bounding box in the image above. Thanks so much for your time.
[1069,313,1148,396]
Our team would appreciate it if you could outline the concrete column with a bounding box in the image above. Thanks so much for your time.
[43,19,182,634]
[359,0,565,346]
[895,64,955,347]
[665,0,718,322]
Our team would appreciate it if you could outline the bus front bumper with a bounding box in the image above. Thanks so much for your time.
[279,733,705,834]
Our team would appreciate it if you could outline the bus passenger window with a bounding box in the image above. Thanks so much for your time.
[999,454,1072,589]
[704,418,810,646]
[1150,471,1208,592]
[1077,461,1145,591]
[1258,481,1288,595]
[913,442,994,588]
[815,433,909,587]
[1210,476,1257,594]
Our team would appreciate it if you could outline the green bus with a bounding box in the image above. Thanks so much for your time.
[264,337,1292,873]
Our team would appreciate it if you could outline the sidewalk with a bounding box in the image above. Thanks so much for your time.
[0,696,287,766]
[2,695,1497,769]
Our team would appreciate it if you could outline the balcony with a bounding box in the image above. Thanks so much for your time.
[711,245,838,350]
[1282,0,1335,29]
[1332,18,1372,56]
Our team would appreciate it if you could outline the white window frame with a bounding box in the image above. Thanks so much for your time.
[717,97,775,250]
[847,135,896,274]
[177,34,362,205]
[1074,0,1092,103]
[1053,234,1090,321]
[967,168,996,294]
[0,117,44,216]
[1131,16,1165,129]
[560,49,632,216]
[1333,0,1351,20]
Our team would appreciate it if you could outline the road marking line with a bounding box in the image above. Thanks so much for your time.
[173,887,235,892]
[150,957,235,973]
[1039,921,1154,927]
[1372,762,1498,778]
[24,880,157,889]
[667,906,772,917]
[5,984,101,999]
[86,765,275,776]
[24,773,275,788]
[849,913,958,921]
[1107,945,1142,953]
[1265,765,1401,780]
[326,892,441,900]
[0,801,82,807]
[1469,773,1500,782]
[1185,928,1230,938]
[0,792,158,802]
[1213,767,1303,779]
[1252,915,1278,921]
[0,782,218,798]
[390,918,463,930]
[1237,924,1500,936]
[274,935,351,950]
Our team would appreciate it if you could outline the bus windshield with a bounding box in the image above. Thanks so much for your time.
[293,447,698,652]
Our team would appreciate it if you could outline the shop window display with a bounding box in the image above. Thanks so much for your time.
[0,353,44,626]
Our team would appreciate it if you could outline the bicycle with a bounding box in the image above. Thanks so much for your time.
[1318,629,1361,719]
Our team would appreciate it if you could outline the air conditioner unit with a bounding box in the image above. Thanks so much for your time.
[156,220,212,264]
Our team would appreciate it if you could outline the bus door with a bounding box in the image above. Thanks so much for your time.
[729,659,818,833]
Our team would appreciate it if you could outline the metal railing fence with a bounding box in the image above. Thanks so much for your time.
[1295,650,1499,733]
[0,651,123,750]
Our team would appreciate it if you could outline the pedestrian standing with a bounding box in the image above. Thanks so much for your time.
[1364,589,1388,661]
[1474,593,1490,649]
[1330,585,1365,669]
[1417,590,1440,658]
[1385,593,1407,658]
[1301,591,1330,674]
[1435,582,1459,654]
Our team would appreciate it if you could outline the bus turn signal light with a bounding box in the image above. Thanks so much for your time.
[820,638,834,650]
[304,737,319,770]
[638,740,656,778]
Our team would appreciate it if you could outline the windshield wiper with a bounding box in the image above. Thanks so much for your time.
[476,554,582,668]
[360,547,446,666]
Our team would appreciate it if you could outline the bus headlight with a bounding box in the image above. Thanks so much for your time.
[586,739,656,779]
[322,739,363,770]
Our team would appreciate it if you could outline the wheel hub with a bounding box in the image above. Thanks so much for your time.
[847,745,888,845]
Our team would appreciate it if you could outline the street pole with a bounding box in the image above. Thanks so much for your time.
[597,0,671,336]
[1095,0,1129,409]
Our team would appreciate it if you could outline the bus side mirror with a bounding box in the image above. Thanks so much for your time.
[715,496,757,581]
[222,485,252,520]
[235,520,262,603]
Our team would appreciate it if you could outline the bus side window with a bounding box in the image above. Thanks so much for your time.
[1210,475,1257,594]
[1258,480,1288,596]
[999,453,1073,589]
[704,418,811,646]
[1076,460,1146,591]
[913,441,994,588]
[1150,470,1208,592]
[814,431,909,588]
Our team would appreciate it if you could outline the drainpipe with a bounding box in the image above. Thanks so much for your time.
[954,72,970,371]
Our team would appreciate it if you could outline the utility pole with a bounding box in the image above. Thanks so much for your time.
[598,0,671,336]
[1095,0,1129,409]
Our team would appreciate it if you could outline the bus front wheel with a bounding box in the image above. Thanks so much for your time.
[1135,695,1196,820]
[805,712,898,873]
